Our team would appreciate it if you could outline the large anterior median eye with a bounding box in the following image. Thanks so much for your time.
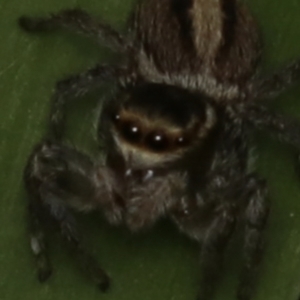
[145,131,169,152]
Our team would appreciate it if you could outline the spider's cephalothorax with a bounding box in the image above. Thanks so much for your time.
[20,0,300,299]
[97,83,219,230]
[102,83,216,168]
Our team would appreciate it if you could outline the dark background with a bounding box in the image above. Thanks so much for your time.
[1,0,300,299]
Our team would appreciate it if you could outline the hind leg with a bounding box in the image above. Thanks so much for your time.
[19,8,130,52]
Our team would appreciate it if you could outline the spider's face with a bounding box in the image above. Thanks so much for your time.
[103,83,217,169]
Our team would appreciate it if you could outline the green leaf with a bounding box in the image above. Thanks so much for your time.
[1,1,300,300]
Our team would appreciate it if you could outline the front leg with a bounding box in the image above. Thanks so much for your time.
[24,140,118,290]
[237,175,269,300]
[197,174,269,300]
[174,115,269,300]
[28,201,52,282]
[197,202,236,300]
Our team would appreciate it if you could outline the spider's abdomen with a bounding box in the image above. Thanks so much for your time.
[132,0,261,99]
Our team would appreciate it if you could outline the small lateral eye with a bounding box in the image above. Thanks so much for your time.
[120,121,142,143]
[145,131,169,152]
[175,136,190,147]
[112,113,121,123]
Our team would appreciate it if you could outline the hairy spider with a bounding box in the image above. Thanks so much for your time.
[19,0,300,299]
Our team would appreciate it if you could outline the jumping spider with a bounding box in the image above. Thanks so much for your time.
[19,0,300,299]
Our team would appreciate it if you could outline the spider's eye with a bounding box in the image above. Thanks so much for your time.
[175,135,190,147]
[145,131,169,152]
[121,121,142,143]
[113,114,121,122]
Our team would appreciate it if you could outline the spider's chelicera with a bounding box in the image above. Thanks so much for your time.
[19,0,300,299]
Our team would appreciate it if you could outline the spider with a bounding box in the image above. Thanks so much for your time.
[19,0,300,299]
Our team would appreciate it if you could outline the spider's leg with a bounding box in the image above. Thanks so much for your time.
[237,175,269,300]
[49,64,129,140]
[170,120,253,300]
[24,140,115,291]
[58,210,110,292]
[28,201,52,282]
[239,104,300,148]
[248,60,300,99]
[198,172,269,300]
[18,8,136,141]
[195,112,269,300]
[18,8,130,52]
[197,204,236,300]
[197,172,242,298]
